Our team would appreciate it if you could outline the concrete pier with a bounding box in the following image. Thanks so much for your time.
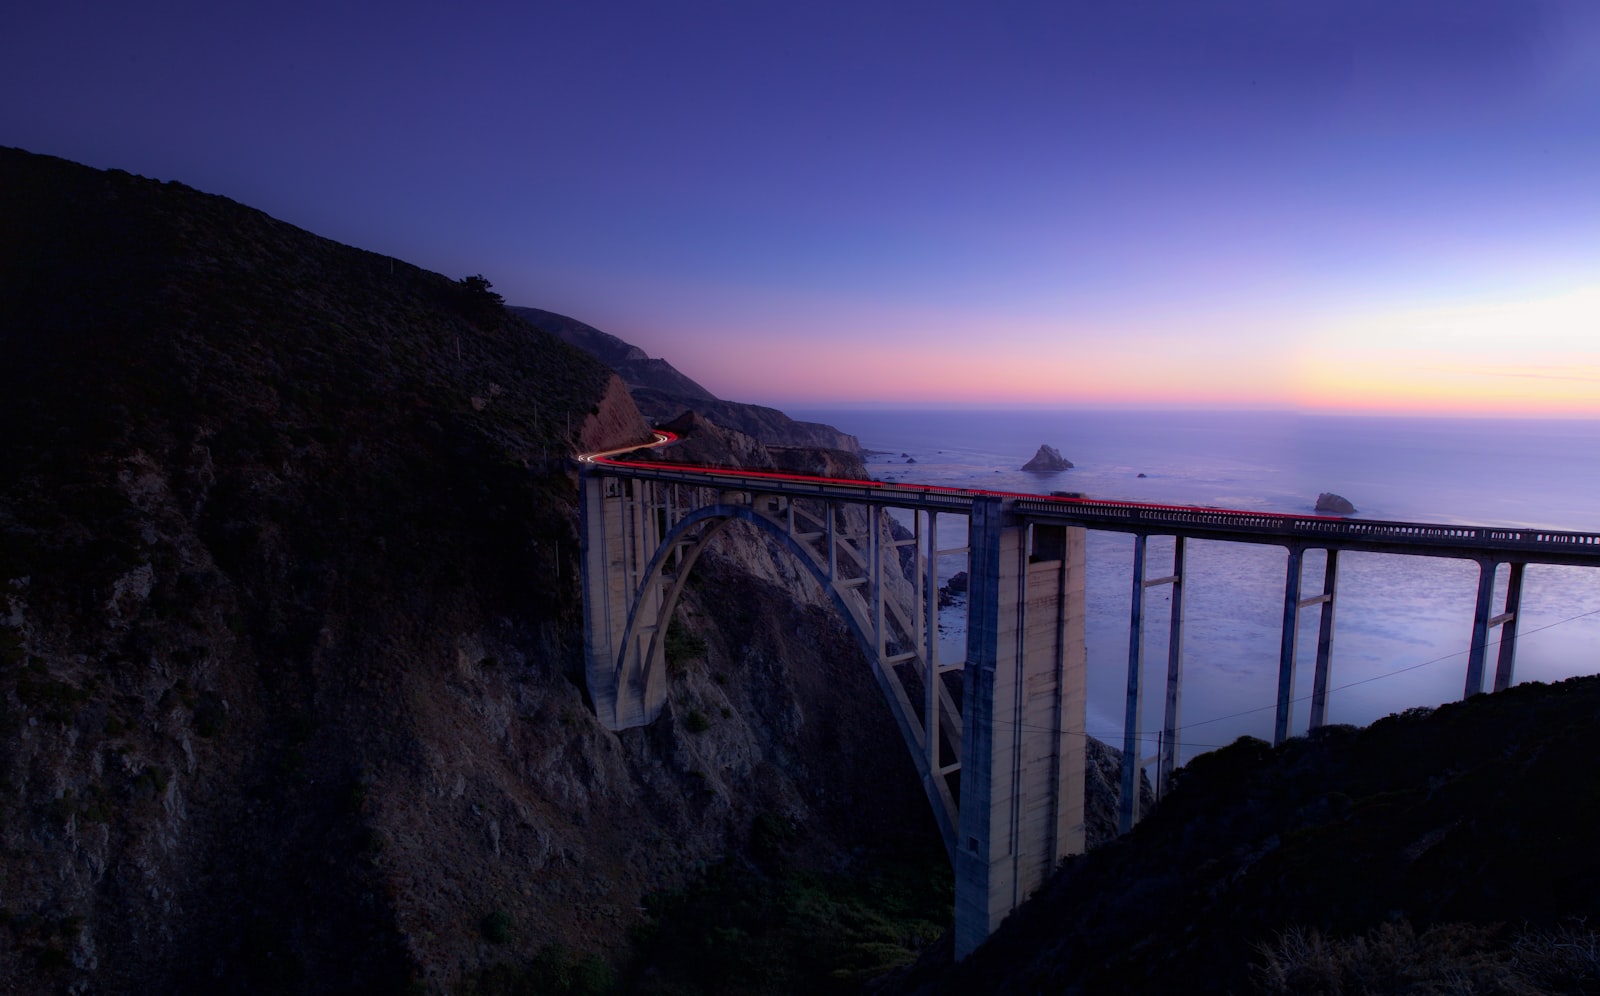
[1467,560,1527,697]
[956,500,1087,959]
[1119,535,1186,832]
[1273,547,1341,745]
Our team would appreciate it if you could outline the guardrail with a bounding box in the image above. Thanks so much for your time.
[1011,497,1600,563]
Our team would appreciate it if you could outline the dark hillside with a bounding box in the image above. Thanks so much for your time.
[891,675,1600,994]
[0,146,635,991]
[509,305,717,403]
[0,148,943,994]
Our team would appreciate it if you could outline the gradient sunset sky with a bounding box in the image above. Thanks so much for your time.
[6,1,1598,415]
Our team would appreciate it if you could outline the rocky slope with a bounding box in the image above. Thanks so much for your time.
[639,391,865,455]
[0,148,941,994]
[887,676,1600,994]
[510,306,862,455]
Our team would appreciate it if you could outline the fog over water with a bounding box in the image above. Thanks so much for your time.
[791,409,1600,761]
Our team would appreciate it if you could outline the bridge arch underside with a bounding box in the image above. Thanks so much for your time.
[583,487,966,861]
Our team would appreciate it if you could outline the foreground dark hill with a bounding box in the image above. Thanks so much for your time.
[0,145,623,990]
[892,675,1600,994]
[0,148,943,994]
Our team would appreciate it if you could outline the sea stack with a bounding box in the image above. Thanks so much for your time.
[1021,444,1073,472]
[1315,492,1357,514]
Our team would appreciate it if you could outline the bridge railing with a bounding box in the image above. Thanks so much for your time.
[587,461,979,511]
[593,458,1600,565]
[1010,497,1600,564]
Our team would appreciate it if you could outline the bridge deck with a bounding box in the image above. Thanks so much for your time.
[589,457,1600,567]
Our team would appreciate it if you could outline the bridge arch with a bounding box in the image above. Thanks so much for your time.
[611,500,959,857]
[579,469,1089,959]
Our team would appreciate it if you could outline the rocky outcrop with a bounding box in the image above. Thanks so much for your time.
[634,389,864,454]
[769,446,872,480]
[1083,737,1154,850]
[577,374,653,454]
[1315,492,1357,514]
[652,410,779,471]
[1021,445,1074,472]
[938,571,969,608]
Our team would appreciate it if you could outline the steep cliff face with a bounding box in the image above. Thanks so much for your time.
[654,411,780,471]
[769,445,877,480]
[0,149,938,993]
[579,374,653,454]
[509,305,862,455]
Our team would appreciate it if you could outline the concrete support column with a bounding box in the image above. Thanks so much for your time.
[1307,550,1340,730]
[1159,537,1186,797]
[579,472,666,729]
[1278,548,1342,739]
[871,509,884,658]
[1119,534,1148,834]
[1120,536,1186,824]
[580,473,626,727]
[827,501,838,581]
[923,512,940,777]
[954,500,1086,960]
[1493,563,1525,693]
[1464,559,1497,698]
[1275,547,1305,746]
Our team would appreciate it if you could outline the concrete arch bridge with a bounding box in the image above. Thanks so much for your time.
[577,438,1600,958]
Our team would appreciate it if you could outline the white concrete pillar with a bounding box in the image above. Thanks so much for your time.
[955,501,1086,959]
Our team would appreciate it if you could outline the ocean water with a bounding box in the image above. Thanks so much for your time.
[789,409,1600,760]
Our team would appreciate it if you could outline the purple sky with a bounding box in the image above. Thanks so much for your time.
[6,1,1599,413]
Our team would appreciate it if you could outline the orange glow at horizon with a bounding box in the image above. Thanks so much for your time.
[1292,365,1600,417]
[640,281,1600,417]
[687,337,1301,408]
[1294,284,1600,417]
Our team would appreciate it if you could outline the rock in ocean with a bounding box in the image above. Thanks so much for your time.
[1021,444,1073,472]
[1315,492,1357,514]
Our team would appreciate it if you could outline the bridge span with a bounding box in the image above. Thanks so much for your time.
[577,433,1600,959]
